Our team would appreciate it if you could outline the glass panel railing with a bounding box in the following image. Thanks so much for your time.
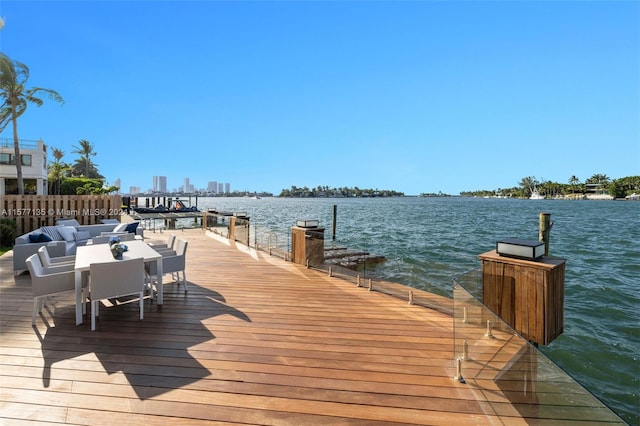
[251,223,290,260]
[453,270,625,424]
[200,219,626,423]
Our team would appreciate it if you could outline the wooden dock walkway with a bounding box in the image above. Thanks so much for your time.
[0,229,623,425]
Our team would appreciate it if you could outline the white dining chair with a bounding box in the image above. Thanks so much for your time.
[88,235,112,245]
[37,246,75,270]
[89,257,145,331]
[148,234,176,251]
[146,238,188,298]
[26,254,77,325]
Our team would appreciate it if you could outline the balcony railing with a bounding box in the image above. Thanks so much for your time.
[0,137,42,151]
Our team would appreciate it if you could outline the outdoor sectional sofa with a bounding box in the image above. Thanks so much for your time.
[12,218,143,274]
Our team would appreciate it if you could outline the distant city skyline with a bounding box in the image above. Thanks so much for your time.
[123,176,232,195]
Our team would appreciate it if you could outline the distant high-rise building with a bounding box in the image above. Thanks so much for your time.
[153,176,167,192]
[225,182,230,194]
[129,186,141,195]
[218,182,223,194]
[114,178,121,194]
[207,181,217,193]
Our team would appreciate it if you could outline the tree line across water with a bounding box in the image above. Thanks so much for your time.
[459,174,640,199]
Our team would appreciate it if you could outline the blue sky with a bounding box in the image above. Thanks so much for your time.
[1,0,638,195]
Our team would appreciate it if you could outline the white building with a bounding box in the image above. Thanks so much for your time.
[207,181,217,193]
[0,138,48,195]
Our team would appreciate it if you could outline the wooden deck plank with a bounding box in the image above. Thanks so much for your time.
[0,228,623,425]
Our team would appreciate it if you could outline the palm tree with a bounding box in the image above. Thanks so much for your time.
[48,147,68,195]
[52,147,63,164]
[0,53,64,194]
[568,175,581,193]
[72,139,97,178]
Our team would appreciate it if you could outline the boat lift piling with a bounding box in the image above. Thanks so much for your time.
[332,204,337,241]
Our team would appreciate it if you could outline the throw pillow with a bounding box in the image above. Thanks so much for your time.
[74,231,91,242]
[57,226,77,242]
[125,222,139,234]
[41,226,63,241]
[29,232,52,243]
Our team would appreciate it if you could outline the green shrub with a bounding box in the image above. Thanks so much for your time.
[60,177,104,195]
[0,218,18,248]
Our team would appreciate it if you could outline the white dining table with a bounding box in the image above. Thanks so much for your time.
[74,240,163,325]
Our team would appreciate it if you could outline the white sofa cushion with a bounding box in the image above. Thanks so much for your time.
[56,218,81,227]
[57,226,77,242]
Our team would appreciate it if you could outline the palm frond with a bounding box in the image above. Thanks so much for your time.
[27,87,65,106]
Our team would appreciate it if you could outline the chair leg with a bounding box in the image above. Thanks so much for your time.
[91,301,97,331]
[146,277,155,303]
[182,271,188,292]
[139,291,144,320]
[32,298,39,325]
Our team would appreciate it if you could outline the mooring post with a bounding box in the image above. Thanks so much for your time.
[332,204,337,241]
[539,212,552,256]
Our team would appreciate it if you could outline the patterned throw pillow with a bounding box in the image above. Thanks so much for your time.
[74,231,91,241]
[40,226,63,241]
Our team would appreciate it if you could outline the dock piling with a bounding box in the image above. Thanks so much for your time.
[539,213,553,256]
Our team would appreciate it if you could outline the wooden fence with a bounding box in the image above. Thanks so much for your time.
[1,195,124,236]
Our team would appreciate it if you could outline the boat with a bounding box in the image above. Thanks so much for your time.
[530,187,545,200]
[133,204,170,214]
[133,198,200,214]
[173,200,199,211]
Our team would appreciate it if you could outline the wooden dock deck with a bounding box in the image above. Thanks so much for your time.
[0,229,624,425]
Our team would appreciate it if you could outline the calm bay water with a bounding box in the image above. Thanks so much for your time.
[190,196,638,423]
